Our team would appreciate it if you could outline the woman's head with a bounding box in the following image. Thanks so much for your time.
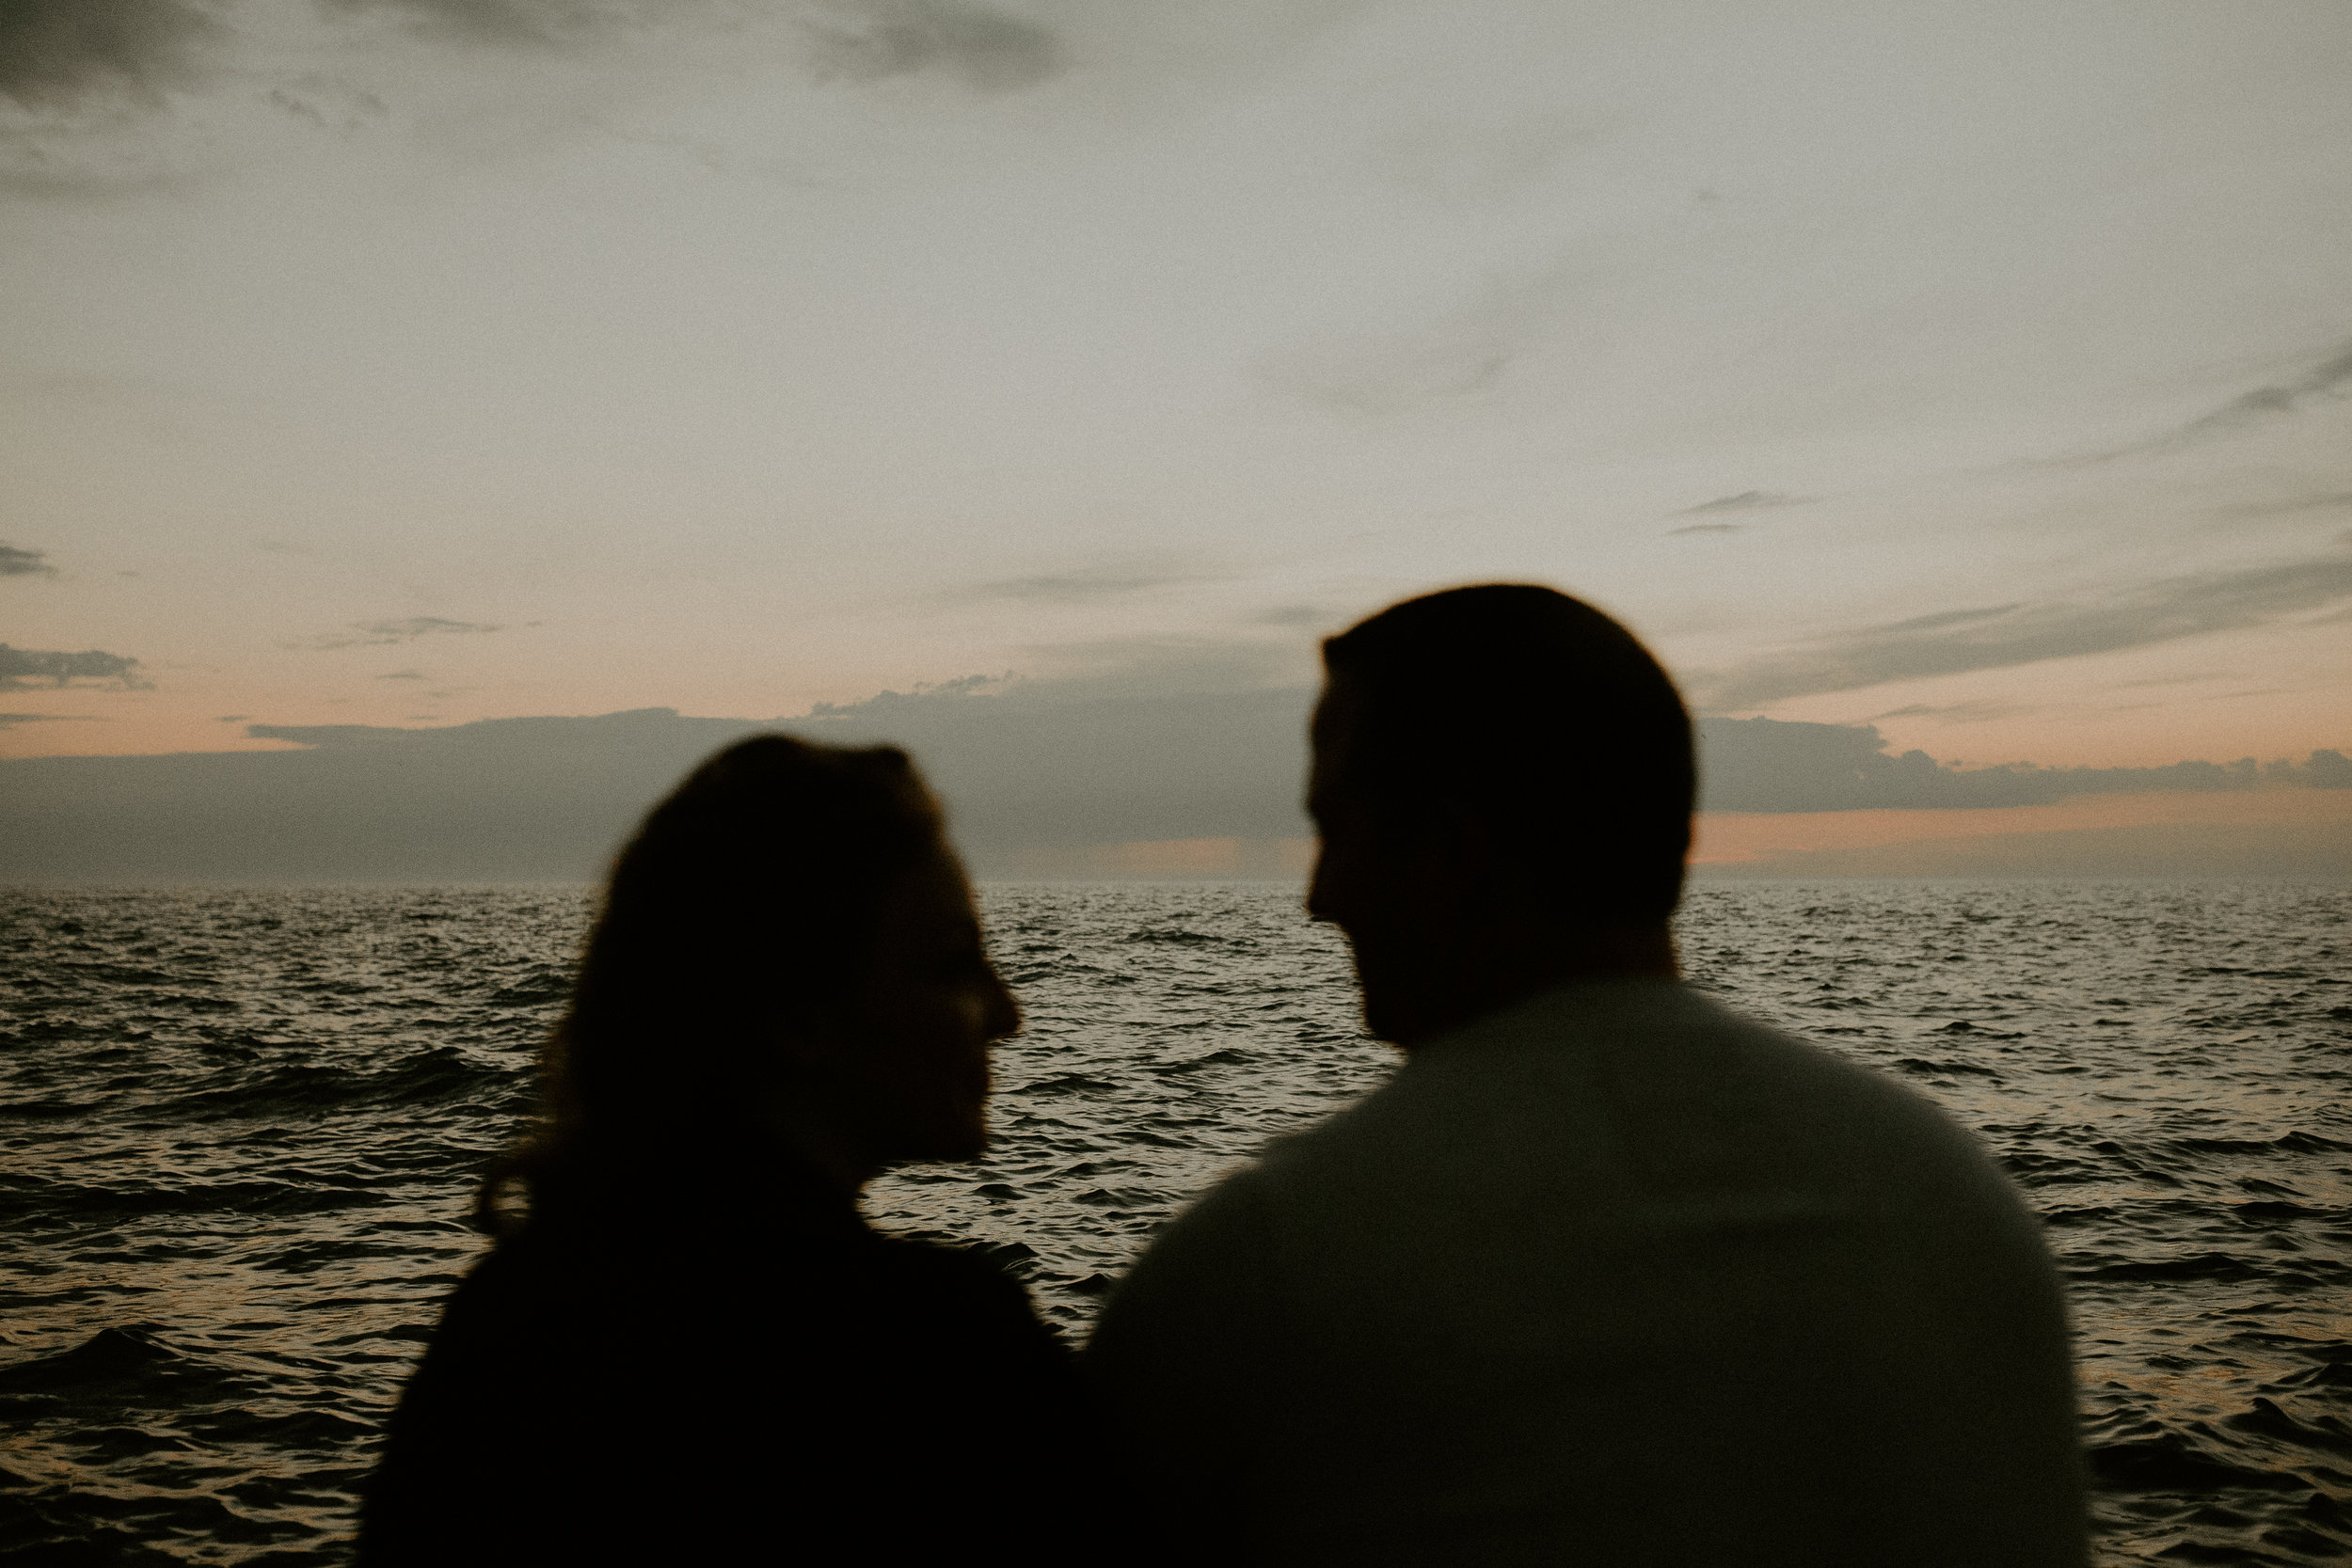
[484,735,1017,1227]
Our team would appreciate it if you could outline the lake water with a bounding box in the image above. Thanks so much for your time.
[2,881,2347,1564]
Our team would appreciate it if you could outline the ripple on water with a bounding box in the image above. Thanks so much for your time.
[0,880,2346,1564]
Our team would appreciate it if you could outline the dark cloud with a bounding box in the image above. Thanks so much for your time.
[2,0,1062,201]
[8,669,2349,881]
[804,0,1064,93]
[0,644,149,691]
[0,675,1311,879]
[0,711,100,729]
[0,0,215,110]
[1,709,761,882]
[335,0,1058,71]
[375,669,427,680]
[0,543,58,577]
[1696,716,2351,813]
[287,616,503,651]
[1682,490,1808,514]
[1665,522,1743,537]
[318,0,653,48]
[1697,539,2352,711]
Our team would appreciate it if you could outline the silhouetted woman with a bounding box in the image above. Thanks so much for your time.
[360,736,1111,1564]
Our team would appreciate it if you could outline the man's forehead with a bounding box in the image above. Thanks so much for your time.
[1311,675,1369,739]
[1308,677,1372,809]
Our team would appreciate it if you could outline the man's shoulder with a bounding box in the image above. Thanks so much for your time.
[1248,980,2009,1216]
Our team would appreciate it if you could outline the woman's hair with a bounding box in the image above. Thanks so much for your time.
[476,735,946,1234]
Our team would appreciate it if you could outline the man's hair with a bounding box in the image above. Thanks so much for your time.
[1320,583,1694,924]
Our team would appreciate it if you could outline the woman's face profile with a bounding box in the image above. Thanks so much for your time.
[821,843,1020,1171]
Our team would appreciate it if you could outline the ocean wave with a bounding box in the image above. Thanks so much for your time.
[2,881,2347,1565]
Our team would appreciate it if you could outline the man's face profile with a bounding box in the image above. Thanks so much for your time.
[1304,676,1376,937]
[1305,675,1430,1042]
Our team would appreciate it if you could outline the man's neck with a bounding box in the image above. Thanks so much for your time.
[1370,920,1678,1052]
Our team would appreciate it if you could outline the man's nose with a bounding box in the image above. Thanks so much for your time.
[1304,844,1338,924]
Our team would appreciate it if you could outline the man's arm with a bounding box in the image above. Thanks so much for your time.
[1081,1169,1292,1557]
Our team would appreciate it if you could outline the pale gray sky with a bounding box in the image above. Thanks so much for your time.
[4,0,2349,782]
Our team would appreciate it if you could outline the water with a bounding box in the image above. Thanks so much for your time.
[2,881,2346,1565]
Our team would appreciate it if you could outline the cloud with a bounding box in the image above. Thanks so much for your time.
[9,653,2349,882]
[1697,716,2351,813]
[0,667,1314,880]
[375,668,428,680]
[0,0,215,111]
[997,632,1304,697]
[1682,490,1808,514]
[1263,258,1583,416]
[287,616,503,651]
[1696,538,2352,710]
[803,0,1065,93]
[0,543,58,578]
[2221,491,2352,518]
[2080,340,2352,463]
[1369,112,1597,204]
[1268,327,1514,417]
[0,644,150,691]
[326,0,1070,93]
[318,0,647,48]
[2111,671,2237,689]
[1867,700,2033,724]
[1665,523,1743,537]
[1248,603,1344,629]
[0,711,100,729]
[948,561,1229,606]
[0,0,1078,202]
[263,77,389,135]
[2164,341,2352,446]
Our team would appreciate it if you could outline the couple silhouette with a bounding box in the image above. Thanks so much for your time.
[358,586,2088,1566]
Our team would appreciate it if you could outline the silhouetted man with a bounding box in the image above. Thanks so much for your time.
[1084,585,2086,1566]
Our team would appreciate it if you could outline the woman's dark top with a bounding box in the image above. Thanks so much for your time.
[358,1143,1114,1564]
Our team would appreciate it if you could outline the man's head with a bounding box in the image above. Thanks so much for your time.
[1307,583,1694,1043]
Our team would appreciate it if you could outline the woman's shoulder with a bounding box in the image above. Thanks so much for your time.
[862,1231,1064,1338]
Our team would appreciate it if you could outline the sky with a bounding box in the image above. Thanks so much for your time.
[3,0,2349,879]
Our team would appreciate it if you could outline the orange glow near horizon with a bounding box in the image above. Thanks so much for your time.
[1689,789,2352,864]
[985,790,2352,880]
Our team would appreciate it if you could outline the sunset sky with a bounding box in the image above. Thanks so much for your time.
[4,0,2348,877]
